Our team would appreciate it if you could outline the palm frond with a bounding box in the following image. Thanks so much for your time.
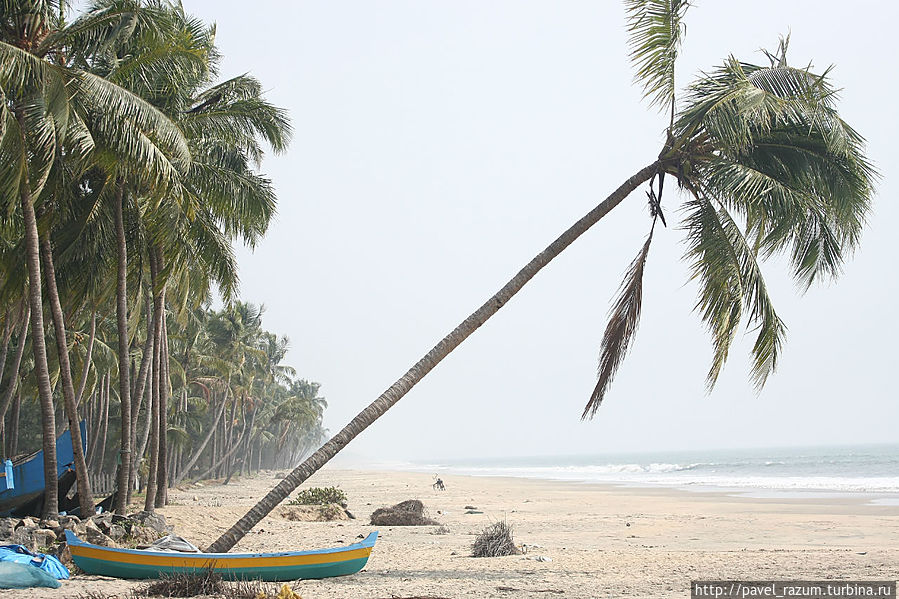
[583,230,654,419]
[624,0,690,112]
[73,69,190,179]
[0,40,65,94]
[183,77,292,157]
[185,160,276,246]
[682,191,786,390]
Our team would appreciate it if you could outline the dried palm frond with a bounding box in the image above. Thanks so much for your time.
[583,229,654,419]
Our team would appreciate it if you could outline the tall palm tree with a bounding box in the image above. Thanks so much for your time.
[207,1,875,552]
[83,0,214,514]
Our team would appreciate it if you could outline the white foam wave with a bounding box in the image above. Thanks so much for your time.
[412,463,899,494]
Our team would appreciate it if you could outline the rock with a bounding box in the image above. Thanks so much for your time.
[17,517,38,529]
[192,495,199,502]
[83,518,103,535]
[40,519,59,530]
[12,527,36,550]
[59,515,81,526]
[370,500,440,526]
[55,543,73,567]
[129,526,162,546]
[0,518,15,540]
[58,521,77,533]
[128,511,169,534]
[107,524,126,541]
[31,529,58,552]
[57,516,80,535]
[82,526,116,547]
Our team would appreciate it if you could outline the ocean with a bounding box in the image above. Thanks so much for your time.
[398,444,899,502]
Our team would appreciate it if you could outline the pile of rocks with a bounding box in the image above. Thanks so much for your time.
[0,510,172,566]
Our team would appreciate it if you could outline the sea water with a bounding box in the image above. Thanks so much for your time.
[400,445,899,502]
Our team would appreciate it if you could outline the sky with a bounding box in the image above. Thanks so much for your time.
[175,1,897,461]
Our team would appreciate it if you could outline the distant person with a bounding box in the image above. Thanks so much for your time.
[433,476,446,491]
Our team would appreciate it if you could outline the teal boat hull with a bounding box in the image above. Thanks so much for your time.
[65,529,378,581]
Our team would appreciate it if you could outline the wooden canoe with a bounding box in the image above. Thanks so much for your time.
[64,529,378,581]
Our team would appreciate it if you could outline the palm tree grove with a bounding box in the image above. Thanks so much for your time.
[0,0,326,523]
[0,0,887,596]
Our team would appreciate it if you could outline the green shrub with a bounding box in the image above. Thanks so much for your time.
[288,486,347,506]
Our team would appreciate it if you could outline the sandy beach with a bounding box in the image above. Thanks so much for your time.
[9,467,898,598]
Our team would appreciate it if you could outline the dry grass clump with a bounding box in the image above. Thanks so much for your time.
[126,571,302,599]
[370,499,439,526]
[134,568,224,597]
[471,520,521,558]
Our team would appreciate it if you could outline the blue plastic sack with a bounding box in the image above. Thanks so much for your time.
[0,545,70,580]
[0,561,61,589]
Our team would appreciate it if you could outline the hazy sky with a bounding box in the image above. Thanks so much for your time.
[180,1,897,461]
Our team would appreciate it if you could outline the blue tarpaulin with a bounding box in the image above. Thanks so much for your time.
[0,544,70,580]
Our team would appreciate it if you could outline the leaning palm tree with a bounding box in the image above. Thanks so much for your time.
[208,0,874,551]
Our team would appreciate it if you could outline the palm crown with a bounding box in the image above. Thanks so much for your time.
[584,2,876,417]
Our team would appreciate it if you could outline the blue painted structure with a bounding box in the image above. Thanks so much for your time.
[0,422,87,516]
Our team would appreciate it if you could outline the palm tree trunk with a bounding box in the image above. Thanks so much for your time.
[132,371,154,498]
[6,391,21,457]
[171,391,229,487]
[39,229,95,517]
[206,160,661,552]
[0,306,18,390]
[128,297,155,503]
[74,310,96,409]
[6,389,22,456]
[154,304,169,507]
[96,374,110,475]
[132,296,155,435]
[220,397,237,479]
[210,415,217,476]
[144,250,164,512]
[0,306,30,428]
[18,144,60,519]
[113,179,132,515]
[87,379,103,472]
